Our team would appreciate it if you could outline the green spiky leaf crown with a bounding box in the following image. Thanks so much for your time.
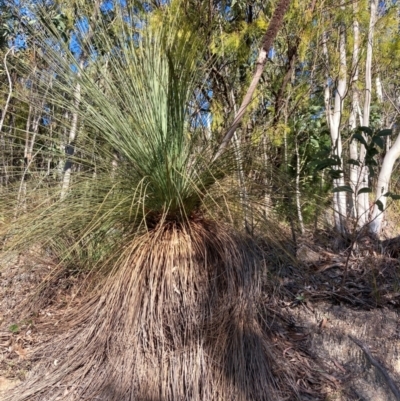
[0,3,236,266]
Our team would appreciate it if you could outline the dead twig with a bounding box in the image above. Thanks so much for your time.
[348,335,400,400]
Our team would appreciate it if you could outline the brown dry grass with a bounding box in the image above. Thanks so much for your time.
[2,219,297,401]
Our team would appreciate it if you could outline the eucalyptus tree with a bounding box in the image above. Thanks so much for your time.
[344,0,400,236]
[294,0,400,236]
[321,1,348,234]
[367,1,400,235]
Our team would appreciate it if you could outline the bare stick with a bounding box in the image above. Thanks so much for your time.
[348,335,400,400]
[0,47,14,134]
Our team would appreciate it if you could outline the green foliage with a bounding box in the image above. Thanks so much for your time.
[0,0,17,50]
[384,192,400,201]
[315,127,393,195]
[332,185,353,193]
[357,187,372,195]
[9,323,19,333]
[376,199,384,212]
[0,1,245,272]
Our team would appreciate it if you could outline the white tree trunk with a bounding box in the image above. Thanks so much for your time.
[60,68,82,200]
[262,135,272,217]
[376,75,383,103]
[357,0,378,227]
[369,133,400,235]
[349,1,361,219]
[295,136,304,234]
[0,48,13,134]
[322,32,333,130]
[323,19,347,233]
[362,0,377,127]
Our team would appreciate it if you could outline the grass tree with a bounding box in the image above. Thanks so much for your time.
[0,1,293,400]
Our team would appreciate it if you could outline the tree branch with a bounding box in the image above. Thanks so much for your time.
[0,47,14,134]
[349,335,400,400]
[212,0,292,162]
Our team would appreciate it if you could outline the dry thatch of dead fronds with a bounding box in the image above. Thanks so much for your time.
[2,220,304,401]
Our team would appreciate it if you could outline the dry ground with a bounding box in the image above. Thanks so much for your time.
[1,237,400,401]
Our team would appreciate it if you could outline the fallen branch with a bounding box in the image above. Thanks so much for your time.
[348,335,400,400]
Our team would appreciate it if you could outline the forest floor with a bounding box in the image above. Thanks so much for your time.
[1,233,400,401]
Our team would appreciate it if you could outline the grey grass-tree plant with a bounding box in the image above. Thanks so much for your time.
[0,1,295,401]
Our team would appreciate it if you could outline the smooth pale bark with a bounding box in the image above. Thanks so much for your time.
[24,104,33,164]
[323,19,347,234]
[213,0,292,162]
[376,75,383,103]
[357,0,378,227]
[369,1,399,236]
[334,24,347,232]
[60,1,100,199]
[348,0,376,228]
[60,76,81,200]
[57,110,69,179]
[322,32,332,130]
[295,135,304,234]
[368,0,400,235]
[370,133,400,235]
[375,75,391,153]
[16,100,32,215]
[262,135,272,217]
[362,0,377,128]
[349,1,361,220]
[0,48,13,134]
[17,112,42,213]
